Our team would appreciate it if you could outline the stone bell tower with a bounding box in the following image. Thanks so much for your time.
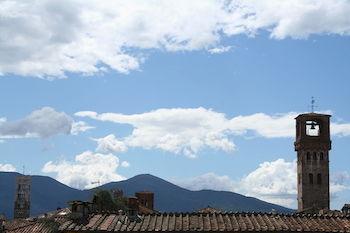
[13,175,31,219]
[294,112,331,213]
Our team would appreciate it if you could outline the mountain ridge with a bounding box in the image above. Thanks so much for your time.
[0,172,293,218]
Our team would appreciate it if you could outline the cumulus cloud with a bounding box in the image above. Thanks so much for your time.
[176,159,350,208]
[176,159,297,207]
[0,163,16,172]
[1,0,350,78]
[239,159,297,207]
[42,151,125,189]
[240,159,350,207]
[77,108,236,157]
[76,108,350,157]
[94,134,128,154]
[0,107,92,139]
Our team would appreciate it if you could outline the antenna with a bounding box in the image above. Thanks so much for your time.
[309,96,318,113]
[91,180,101,187]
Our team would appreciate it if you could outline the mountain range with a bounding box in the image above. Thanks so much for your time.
[0,172,292,218]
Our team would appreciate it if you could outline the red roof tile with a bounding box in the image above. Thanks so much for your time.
[57,212,350,232]
[5,212,350,233]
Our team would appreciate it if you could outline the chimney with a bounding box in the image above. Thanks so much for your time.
[69,201,92,222]
[342,204,350,214]
[127,197,139,216]
[135,191,154,210]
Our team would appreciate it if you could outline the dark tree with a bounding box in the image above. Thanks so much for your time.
[92,190,127,212]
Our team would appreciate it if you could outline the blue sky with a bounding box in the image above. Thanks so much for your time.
[0,0,350,210]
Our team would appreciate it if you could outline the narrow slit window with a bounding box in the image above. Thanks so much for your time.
[313,152,317,160]
[309,173,313,184]
[317,174,322,185]
[320,152,324,160]
[307,152,311,160]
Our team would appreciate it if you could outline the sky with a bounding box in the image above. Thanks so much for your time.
[0,0,350,210]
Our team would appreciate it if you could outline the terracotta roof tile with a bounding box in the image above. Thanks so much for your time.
[155,214,163,231]
[229,214,240,231]
[5,219,58,233]
[6,212,350,232]
[202,214,210,231]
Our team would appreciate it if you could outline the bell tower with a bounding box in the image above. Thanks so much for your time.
[294,112,331,212]
[13,175,31,219]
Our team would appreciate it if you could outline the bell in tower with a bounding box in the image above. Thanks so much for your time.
[294,112,331,213]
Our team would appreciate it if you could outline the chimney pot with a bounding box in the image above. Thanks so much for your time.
[127,197,139,217]
[69,201,91,222]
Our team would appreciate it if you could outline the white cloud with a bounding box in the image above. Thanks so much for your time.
[240,159,350,207]
[177,159,298,207]
[0,107,92,139]
[228,112,297,138]
[0,163,16,172]
[330,171,350,194]
[77,108,350,157]
[208,46,232,54]
[0,107,72,139]
[1,0,350,78]
[121,161,130,168]
[176,159,350,208]
[71,121,94,135]
[42,151,125,189]
[94,134,128,154]
[239,159,297,207]
[77,108,236,158]
[331,123,350,137]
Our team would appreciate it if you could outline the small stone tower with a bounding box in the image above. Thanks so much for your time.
[14,175,31,219]
[135,191,154,210]
[294,113,331,213]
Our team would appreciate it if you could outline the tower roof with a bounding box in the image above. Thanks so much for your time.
[295,112,331,119]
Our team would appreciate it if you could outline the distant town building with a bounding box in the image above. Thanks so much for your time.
[13,175,31,219]
[111,189,124,200]
[135,191,154,211]
[342,204,350,214]
[197,206,222,213]
[295,113,331,213]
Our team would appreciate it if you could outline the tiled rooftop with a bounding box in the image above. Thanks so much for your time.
[58,212,350,232]
[5,219,58,233]
[4,211,350,233]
